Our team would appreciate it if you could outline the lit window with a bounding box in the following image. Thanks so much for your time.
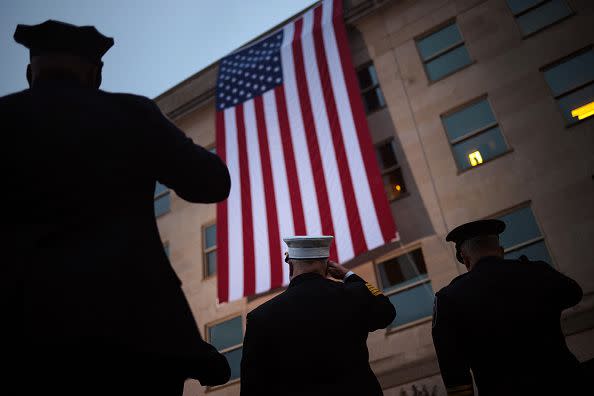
[376,248,434,328]
[356,63,386,114]
[416,22,472,82]
[495,206,552,263]
[375,139,407,200]
[154,182,170,217]
[442,98,509,171]
[203,223,217,277]
[506,0,573,36]
[207,316,243,381]
[543,48,594,125]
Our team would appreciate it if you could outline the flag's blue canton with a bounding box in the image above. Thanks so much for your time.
[216,31,284,110]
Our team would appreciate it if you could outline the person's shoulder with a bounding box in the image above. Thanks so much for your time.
[99,90,157,109]
[247,290,289,321]
[0,89,31,106]
[436,272,470,298]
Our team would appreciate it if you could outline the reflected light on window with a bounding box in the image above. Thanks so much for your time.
[468,150,483,166]
[571,101,594,120]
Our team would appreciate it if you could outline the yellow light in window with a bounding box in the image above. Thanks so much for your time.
[571,101,594,120]
[468,150,483,167]
[394,184,402,192]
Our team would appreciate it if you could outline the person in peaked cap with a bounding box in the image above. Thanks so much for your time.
[432,219,584,395]
[4,20,231,395]
[240,236,396,396]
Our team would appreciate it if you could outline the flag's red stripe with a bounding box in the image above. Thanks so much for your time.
[235,105,256,296]
[215,110,229,303]
[254,96,283,288]
[292,18,338,260]
[331,0,397,242]
[274,85,306,236]
[312,6,367,255]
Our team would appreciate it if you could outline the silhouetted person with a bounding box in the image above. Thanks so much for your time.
[5,20,231,395]
[432,220,584,395]
[240,236,396,396]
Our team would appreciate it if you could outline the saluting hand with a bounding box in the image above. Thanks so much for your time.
[327,260,349,280]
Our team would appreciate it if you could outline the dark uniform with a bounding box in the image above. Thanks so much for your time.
[6,20,231,394]
[432,220,583,395]
[240,272,396,395]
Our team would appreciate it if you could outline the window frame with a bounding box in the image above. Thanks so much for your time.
[440,95,512,172]
[415,19,474,83]
[374,137,409,201]
[374,243,434,333]
[205,314,244,388]
[202,221,217,279]
[540,45,594,127]
[356,61,386,115]
[485,201,555,267]
[505,0,575,39]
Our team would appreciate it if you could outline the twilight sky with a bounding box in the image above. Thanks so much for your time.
[0,0,317,98]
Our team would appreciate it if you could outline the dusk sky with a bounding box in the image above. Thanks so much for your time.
[0,0,317,98]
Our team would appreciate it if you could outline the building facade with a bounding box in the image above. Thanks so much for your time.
[153,0,594,394]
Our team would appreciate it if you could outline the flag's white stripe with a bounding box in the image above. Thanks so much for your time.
[224,108,244,301]
[281,21,322,235]
[321,0,384,249]
[263,90,294,285]
[300,11,354,262]
[243,99,271,294]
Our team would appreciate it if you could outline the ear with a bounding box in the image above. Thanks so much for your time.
[26,64,32,87]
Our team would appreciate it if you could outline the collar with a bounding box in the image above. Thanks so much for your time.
[288,272,324,288]
[473,255,504,270]
[32,76,86,89]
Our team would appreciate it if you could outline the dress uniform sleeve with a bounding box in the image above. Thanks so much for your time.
[536,261,583,310]
[344,274,396,331]
[190,341,231,386]
[432,293,474,396]
[142,97,231,203]
[240,313,261,396]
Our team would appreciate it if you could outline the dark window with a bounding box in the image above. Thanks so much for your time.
[163,242,170,258]
[496,206,552,263]
[506,0,573,36]
[377,248,434,328]
[207,316,243,381]
[357,63,386,114]
[154,182,171,217]
[416,22,472,82]
[209,146,217,154]
[203,224,217,277]
[375,139,407,200]
[543,48,594,125]
[442,98,508,171]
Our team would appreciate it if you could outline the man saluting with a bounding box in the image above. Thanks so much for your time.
[240,236,396,396]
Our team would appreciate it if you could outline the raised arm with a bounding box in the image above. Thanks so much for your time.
[142,98,231,203]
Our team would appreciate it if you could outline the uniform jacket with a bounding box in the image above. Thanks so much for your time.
[4,78,231,385]
[240,272,396,396]
[432,255,583,396]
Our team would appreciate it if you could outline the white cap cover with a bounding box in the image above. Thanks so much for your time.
[283,235,334,259]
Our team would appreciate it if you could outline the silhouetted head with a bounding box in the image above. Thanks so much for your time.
[446,219,506,271]
[288,258,329,280]
[13,20,113,89]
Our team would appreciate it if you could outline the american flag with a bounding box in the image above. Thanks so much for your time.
[215,0,397,302]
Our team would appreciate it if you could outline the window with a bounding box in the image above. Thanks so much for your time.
[163,241,170,258]
[154,182,171,217]
[356,63,386,114]
[442,97,509,171]
[416,22,472,82]
[495,206,552,263]
[376,248,434,328]
[207,316,243,381]
[506,0,573,36]
[543,48,594,125]
[375,139,407,200]
[208,145,217,154]
[203,223,217,277]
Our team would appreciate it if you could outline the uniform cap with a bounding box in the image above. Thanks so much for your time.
[14,20,114,64]
[446,219,505,263]
[283,236,334,260]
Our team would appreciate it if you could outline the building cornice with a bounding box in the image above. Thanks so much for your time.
[154,0,394,120]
